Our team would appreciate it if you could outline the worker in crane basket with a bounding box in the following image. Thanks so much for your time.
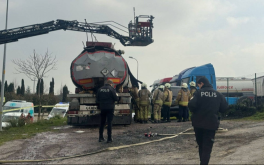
[161,83,172,122]
[130,84,140,122]
[97,79,118,143]
[152,85,164,123]
[175,83,191,122]
[138,83,151,123]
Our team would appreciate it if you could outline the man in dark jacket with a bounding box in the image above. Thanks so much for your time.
[97,80,118,143]
[188,77,228,165]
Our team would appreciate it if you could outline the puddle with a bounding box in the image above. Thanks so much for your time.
[53,125,73,130]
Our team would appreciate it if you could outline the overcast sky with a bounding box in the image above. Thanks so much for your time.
[0,0,264,94]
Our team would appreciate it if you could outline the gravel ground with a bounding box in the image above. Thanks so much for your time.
[0,120,264,164]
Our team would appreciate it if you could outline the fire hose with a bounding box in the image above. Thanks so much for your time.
[0,128,196,164]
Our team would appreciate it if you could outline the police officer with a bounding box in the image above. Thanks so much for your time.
[138,83,151,123]
[162,83,172,122]
[97,80,118,143]
[130,84,140,122]
[175,83,190,122]
[188,77,228,165]
[152,85,164,123]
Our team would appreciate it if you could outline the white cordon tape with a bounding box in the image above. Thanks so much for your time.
[158,127,228,136]
[0,128,193,164]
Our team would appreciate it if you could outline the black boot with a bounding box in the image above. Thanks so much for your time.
[99,136,105,142]
[107,138,113,143]
[177,119,182,122]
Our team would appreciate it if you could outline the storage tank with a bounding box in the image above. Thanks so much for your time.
[70,42,140,93]
[216,77,254,97]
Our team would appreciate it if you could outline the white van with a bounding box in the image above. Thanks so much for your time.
[47,102,69,120]
[3,100,34,119]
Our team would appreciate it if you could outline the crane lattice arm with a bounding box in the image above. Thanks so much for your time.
[0,15,154,46]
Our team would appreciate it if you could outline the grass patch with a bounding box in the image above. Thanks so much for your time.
[0,117,67,146]
[241,111,264,121]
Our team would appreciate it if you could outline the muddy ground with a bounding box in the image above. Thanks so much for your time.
[0,120,264,164]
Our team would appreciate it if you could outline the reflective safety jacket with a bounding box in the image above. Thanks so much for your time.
[152,89,164,106]
[163,88,172,106]
[190,87,197,98]
[138,88,151,106]
[130,87,139,102]
[176,88,190,106]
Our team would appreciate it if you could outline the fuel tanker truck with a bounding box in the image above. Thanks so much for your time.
[0,13,154,125]
[67,42,141,125]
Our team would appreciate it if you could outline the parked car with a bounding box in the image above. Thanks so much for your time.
[47,102,69,120]
[1,112,31,128]
[2,100,34,119]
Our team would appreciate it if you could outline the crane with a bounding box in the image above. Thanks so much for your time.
[0,15,154,46]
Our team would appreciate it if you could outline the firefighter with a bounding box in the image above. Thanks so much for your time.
[175,83,190,122]
[97,79,118,143]
[130,84,140,122]
[161,83,172,122]
[188,77,228,165]
[152,85,164,123]
[187,81,197,121]
[189,81,197,98]
[138,83,151,123]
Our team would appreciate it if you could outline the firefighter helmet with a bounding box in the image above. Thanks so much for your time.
[159,85,164,90]
[165,83,171,88]
[182,83,188,88]
[189,81,196,87]
[141,83,147,88]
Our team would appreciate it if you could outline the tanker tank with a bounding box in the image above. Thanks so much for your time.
[70,42,140,93]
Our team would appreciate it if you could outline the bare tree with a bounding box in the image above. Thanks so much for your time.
[12,50,57,120]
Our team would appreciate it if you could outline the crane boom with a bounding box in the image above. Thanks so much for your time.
[0,15,154,46]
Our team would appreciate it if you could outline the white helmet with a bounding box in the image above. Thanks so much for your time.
[181,83,188,88]
[159,85,164,90]
[189,81,196,87]
[165,83,171,88]
[141,83,147,88]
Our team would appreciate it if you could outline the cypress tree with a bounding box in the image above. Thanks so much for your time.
[49,78,54,95]
[36,79,40,95]
[21,79,25,96]
[4,81,8,93]
[40,79,44,95]
[17,86,21,95]
[62,85,69,102]
[8,83,14,93]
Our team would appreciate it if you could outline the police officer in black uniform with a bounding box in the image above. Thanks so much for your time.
[188,77,228,165]
[97,79,118,143]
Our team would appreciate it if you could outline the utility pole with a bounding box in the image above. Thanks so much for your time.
[227,78,229,105]
[129,56,139,80]
[0,0,9,131]
[255,73,257,107]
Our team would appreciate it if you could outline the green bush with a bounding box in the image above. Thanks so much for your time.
[223,105,257,119]
[9,119,18,127]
